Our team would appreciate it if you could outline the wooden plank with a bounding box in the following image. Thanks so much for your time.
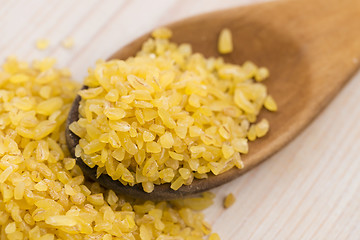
[0,0,359,239]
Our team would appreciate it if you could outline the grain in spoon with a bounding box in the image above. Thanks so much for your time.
[66,0,360,200]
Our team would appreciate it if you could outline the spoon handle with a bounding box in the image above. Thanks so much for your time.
[263,0,360,121]
[273,0,360,72]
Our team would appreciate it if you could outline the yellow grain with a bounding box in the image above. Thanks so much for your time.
[224,193,236,208]
[209,233,221,240]
[218,28,233,54]
[36,39,49,50]
[62,37,74,49]
[264,95,278,111]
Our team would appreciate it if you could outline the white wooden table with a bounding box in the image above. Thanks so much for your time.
[1,1,359,239]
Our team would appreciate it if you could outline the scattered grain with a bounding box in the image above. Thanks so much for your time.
[62,37,74,49]
[36,38,50,50]
[218,28,233,54]
[224,193,236,208]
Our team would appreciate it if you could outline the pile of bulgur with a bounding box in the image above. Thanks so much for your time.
[0,57,216,240]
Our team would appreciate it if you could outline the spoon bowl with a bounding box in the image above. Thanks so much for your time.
[66,0,360,200]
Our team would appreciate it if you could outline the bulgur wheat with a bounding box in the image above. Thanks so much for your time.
[0,57,216,239]
[71,28,276,193]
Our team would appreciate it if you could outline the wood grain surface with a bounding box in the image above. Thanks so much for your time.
[1,0,359,239]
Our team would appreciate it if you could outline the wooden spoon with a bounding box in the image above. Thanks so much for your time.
[66,0,360,200]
